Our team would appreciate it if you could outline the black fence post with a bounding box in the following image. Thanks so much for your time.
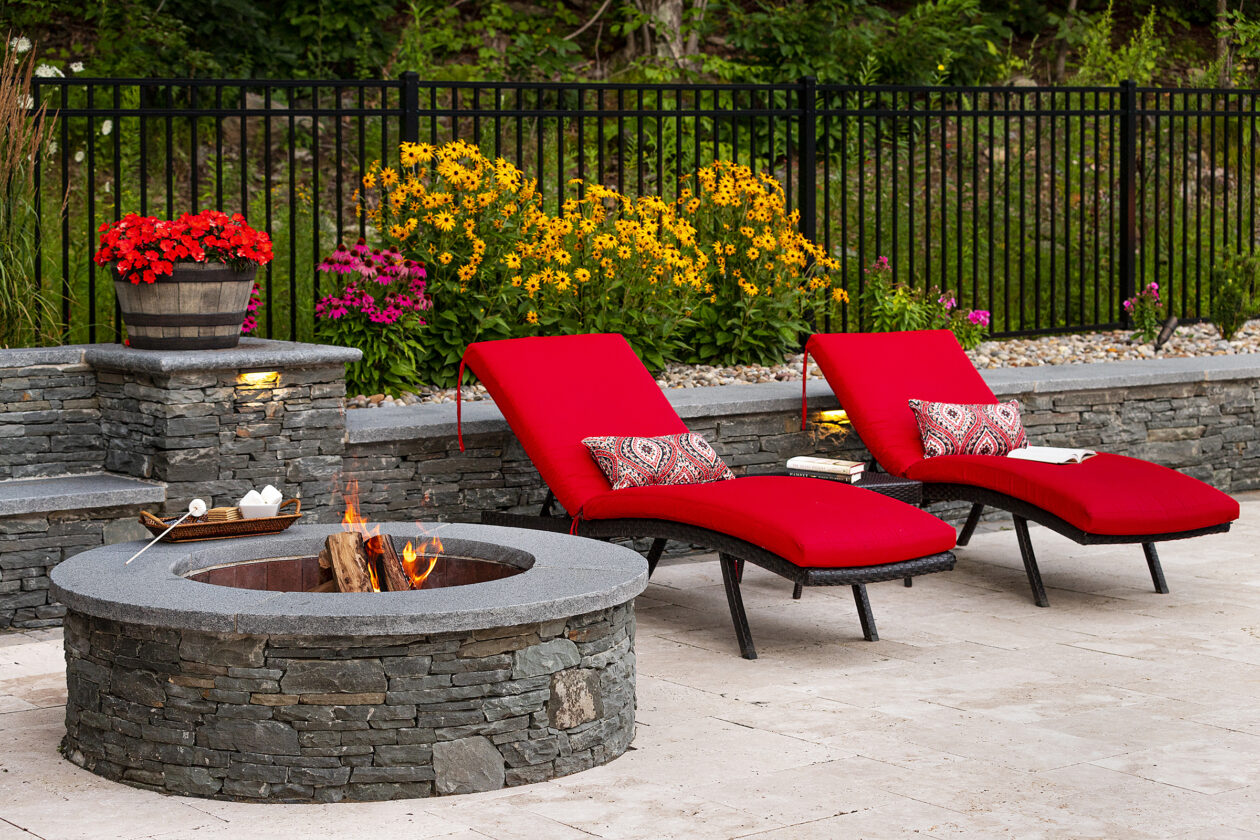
[1118,79,1138,322]
[401,71,420,144]
[797,76,825,333]
[797,76,818,243]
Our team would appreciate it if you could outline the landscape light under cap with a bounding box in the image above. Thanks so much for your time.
[237,370,279,387]
[817,409,850,424]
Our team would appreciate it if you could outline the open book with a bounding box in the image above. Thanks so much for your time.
[1007,445,1096,465]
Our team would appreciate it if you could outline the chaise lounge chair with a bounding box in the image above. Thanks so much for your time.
[457,333,957,659]
[805,330,1239,606]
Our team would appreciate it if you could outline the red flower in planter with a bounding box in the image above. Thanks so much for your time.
[94,210,274,285]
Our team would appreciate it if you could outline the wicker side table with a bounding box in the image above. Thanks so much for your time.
[850,472,923,505]
[779,468,927,597]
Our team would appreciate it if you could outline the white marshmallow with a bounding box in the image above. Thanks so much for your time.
[239,490,264,506]
[260,485,283,505]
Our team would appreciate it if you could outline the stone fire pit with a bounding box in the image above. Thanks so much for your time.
[49,523,646,802]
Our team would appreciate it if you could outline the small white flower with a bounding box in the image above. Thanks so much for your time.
[100,119,113,136]
[69,61,84,73]
[48,140,57,155]
[11,37,32,54]
[74,150,85,163]
[34,63,64,78]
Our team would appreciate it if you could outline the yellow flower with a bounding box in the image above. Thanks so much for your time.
[554,249,571,265]
[457,264,476,282]
[832,287,850,303]
[511,275,523,287]
[503,252,522,269]
[574,268,591,283]
[362,172,376,188]
[433,212,456,232]
[438,252,453,265]
[380,167,398,187]
[389,224,409,240]
[526,310,539,325]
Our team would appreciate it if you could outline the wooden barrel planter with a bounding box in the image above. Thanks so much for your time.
[113,262,255,350]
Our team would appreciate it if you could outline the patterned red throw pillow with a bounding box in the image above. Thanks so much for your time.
[582,433,736,490]
[908,399,1028,458]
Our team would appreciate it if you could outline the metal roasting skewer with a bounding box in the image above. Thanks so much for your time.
[125,499,207,565]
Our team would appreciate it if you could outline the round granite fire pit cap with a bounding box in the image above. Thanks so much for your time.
[50,523,648,636]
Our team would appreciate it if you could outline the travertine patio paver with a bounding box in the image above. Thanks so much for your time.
[2,497,1260,839]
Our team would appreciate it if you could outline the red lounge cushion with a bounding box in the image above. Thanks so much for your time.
[909,398,1028,458]
[583,433,735,490]
[807,331,994,476]
[905,453,1239,536]
[581,475,957,569]
[462,334,687,515]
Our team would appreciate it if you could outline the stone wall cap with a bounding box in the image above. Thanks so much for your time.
[0,345,91,368]
[0,473,166,518]
[50,523,648,636]
[83,338,362,374]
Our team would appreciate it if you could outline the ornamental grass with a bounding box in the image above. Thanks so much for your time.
[0,35,59,347]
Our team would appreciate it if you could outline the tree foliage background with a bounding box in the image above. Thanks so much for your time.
[4,0,1257,86]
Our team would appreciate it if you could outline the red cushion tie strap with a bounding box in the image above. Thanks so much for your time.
[569,506,584,535]
[457,357,467,452]
[800,347,809,431]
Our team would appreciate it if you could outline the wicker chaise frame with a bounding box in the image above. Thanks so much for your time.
[924,482,1231,607]
[484,492,956,660]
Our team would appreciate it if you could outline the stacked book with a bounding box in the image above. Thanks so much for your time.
[786,456,866,483]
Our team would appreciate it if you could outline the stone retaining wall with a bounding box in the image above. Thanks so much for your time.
[3,341,1259,632]
[0,348,101,481]
[0,504,150,629]
[0,340,358,631]
[61,604,635,802]
[344,357,1260,525]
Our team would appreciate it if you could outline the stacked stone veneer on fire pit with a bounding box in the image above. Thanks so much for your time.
[51,524,645,802]
[62,605,634,801]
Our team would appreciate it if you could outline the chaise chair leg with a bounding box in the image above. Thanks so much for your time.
[852,584,879,641]
[792,582,804,599]
[645,538,667,576]
[1012,515,1050,607]
[957,503,985,546]
[718,553,757,660]
[1142,542,1170,594]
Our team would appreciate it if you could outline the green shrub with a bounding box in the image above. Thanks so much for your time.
[1210,254,1260,341]
[860,257,990,349]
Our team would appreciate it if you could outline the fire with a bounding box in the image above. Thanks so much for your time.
[340,478,382,591]
[340,478,379,539]
[401,535,442,589]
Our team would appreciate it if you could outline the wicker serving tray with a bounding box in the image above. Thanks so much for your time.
[139,499,302,543]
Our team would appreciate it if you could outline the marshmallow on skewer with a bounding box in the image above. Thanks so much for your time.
[126,499,207,565]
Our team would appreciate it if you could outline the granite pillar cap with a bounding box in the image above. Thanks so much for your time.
[83,337,361,374]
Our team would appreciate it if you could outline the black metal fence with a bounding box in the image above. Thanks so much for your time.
[30,74,1260,343]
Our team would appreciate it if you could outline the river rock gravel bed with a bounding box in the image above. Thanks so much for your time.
[345,319,1260,408]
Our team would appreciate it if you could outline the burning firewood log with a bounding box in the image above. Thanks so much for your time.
[365,534,413,592]
[325,532,375,592]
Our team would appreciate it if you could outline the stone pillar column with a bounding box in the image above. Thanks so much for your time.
[86,339,360,522]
